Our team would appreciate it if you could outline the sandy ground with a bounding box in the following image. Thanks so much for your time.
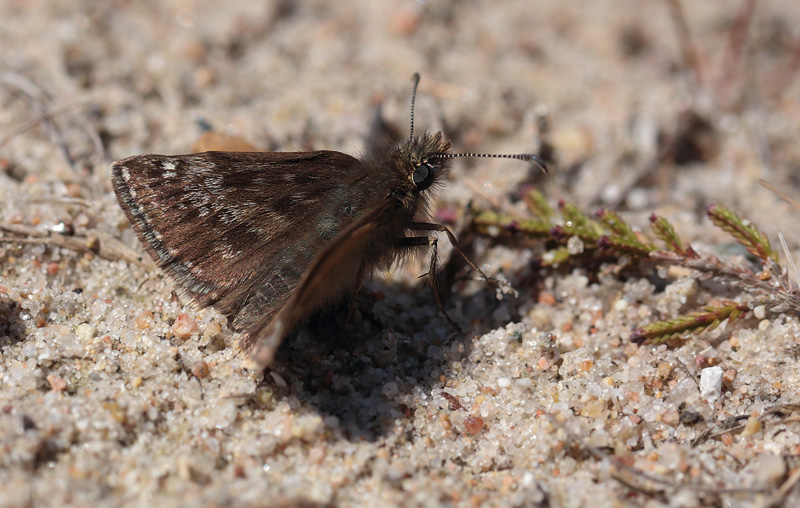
[2,1,800,507]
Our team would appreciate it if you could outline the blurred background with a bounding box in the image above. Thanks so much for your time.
[2,0,798,223]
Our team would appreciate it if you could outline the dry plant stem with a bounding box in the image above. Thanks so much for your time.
[765,466,800,508]
[715,0,757,108]
[764,36,800,100]
[0,72,75,170]
[549,415,772,496]
[609,473,665,499]
[663,0,705,85]
[603,111,696,210]
[0,71,105,171]
[653,252,800,308]
[700,404,800,444]
[26,197,95,209]
[0,224,152,269]
[632,249,800,344]
[0,99,92,150]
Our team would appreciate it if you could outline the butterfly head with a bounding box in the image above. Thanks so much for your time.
[385,73,548,208]
[398,131,453,191]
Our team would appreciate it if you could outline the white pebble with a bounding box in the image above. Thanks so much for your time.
[699,366,724,403]
[567,236,585,255]
[75,323,96,341]
[270,371,288,388]
[497,377,511,389]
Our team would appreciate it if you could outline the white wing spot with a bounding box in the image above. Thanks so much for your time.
[222,247,242,260]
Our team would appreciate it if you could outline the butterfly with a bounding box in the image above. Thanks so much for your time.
[111,74,547,369]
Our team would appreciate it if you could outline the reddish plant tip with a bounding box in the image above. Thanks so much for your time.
[595,208,607,218]
[517,183,534,197]
[649,213,658,223]
[550,225,566,238]
[706,203,717,214]
[597,236,612,249]
[630,328,647,344]
[558,199,566,209]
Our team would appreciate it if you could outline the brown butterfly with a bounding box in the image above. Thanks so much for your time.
[111,74,547,369]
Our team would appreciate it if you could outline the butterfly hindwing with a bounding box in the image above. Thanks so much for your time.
[244,198,397,368]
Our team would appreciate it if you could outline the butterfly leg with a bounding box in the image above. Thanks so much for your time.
[397,235,460,329]
[409,222,493,283]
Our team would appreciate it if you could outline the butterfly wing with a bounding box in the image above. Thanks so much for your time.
[111,150,362,335]
[244,198,397,369]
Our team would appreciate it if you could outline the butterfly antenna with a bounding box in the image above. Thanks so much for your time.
[409,73,421,143]
[432,152,549,175]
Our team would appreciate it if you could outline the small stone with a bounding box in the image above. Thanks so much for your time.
[656,362,672,378]
[679,411,703,425]
[191,360,210,378]
[270,371,287,388]
[699,366,724,403]
[203,320,222,339]
[582,398,605,418]
[566,235,584,255]
[661,409,680,425]
[135,310,154,329]
[308,445,326,465]
[46,262,59,276]
[497,378,511,389]
[464,415,484,435]
[171,313,198,339]
[538,291,556,305]
[75,323,96,341]
[753,453,785,484]
[47,374,67,391]
[722,369,736,385]
[741,416,762,437]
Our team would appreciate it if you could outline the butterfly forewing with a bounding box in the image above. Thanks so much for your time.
[111,150,363,332]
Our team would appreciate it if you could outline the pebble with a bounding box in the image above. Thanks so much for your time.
[171,313,199,339]
[464,415,484,435]
[699,366,724,403]
[752,453,785,484]
[192,360,210,379]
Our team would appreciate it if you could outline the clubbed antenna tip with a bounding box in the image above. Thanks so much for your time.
[409,73,421,143]
[433,152,550,175]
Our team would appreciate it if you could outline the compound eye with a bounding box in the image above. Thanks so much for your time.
[412,163,435,191]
